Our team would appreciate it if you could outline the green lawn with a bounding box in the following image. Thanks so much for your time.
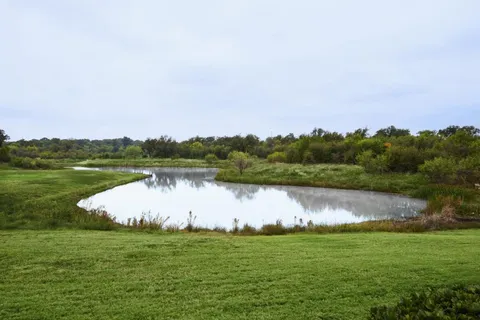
[1,230,479,319]
[0,169,146,229]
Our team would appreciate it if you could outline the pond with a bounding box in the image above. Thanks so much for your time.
[77,167,426,229]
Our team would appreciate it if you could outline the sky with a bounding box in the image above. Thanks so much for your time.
[1,0,480,141]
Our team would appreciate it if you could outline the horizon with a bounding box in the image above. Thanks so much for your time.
[2,1,480,141]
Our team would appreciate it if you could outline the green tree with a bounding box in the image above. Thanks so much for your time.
[374,126,410,138]
[267,151,287,163]
[0,129,9,147]
[204,153,218,164]
[124,146,143,159]
[419,157,458,184]
[228,151,252,175]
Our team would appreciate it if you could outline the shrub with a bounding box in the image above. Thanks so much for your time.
[228,151,252,175]
[267,151,287,163]
[386,146,427,172]
[302,151,315,165]
[124,145,143,159]
[457,156,480,185]
[369,285,480,319]
[0,146,10,162]
[285,147,301,163]
[240,223,256,235]
[204,153,218,164]
[261,219,287,235]
[419,157,458,183]
[9,157,55,170]
[356,150,389,173]
[170,154,181,160]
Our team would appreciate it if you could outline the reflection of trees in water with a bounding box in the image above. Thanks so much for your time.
[275,186,425,219]
[141,168,217,193]
[216,182,261,201]
[98,167,425,220]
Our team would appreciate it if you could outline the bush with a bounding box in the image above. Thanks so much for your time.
[267,151,287,163]
[386,146,427,172]
[170,154,181,160]
[124,145,143,159]
[369,285,480,319]
[285,147,301,163]
[228,151,252,175]
[0,146,10,162]
[261,219,287,235]
[356,150,389,173]
[457,156,480,185]
[302,151,315,165]
[419,157,458,184]
[9,157,55,170]
[204,153,218,164]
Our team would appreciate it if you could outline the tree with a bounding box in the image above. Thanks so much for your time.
[228,151,252,175]
[121,136,134,148]
[439,125,480,138]
[124,145,143,159]
[374,126,410,138]
[0,129,10,147]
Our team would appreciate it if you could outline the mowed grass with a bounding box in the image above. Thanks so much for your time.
[216,162,428,195]
[1,230,479,320]
[0,169,146,229]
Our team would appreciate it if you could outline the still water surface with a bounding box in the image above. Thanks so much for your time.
[77,167,426,228]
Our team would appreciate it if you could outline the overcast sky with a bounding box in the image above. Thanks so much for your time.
[1,0,480,141]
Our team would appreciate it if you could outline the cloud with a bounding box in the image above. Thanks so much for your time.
[1,0,479,140]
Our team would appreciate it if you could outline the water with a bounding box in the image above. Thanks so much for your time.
[77,167,426,229]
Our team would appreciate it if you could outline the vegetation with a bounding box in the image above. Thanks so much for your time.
[74,158,228,168]
[2,126,478,173]
[228,151,252,175]
[216,162,428,195]
[1,230,479,319]
[204,153,219,164]
[0,169,146,229]
[370,285,480,319]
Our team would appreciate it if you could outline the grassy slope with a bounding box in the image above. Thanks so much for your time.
[1,230,479,320]
[0,169,146,229]
[75,158,229,168]
[216,162,428,195]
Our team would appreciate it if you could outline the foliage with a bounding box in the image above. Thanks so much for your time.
[369,285,480,319]
[0,128,9,147]
[124,145,143,159]
[419,157,458,184]
[9,157,56,170]
[374,125,411,138]
[204,153,218,164]
[3,125,479,179]
[228,151,252,175]
[356,151,389,174]
[266,151,287,163]
[0,146,10,162]
[458,156,480,184]
[386,146,428,172]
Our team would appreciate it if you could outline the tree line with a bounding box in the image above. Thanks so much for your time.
[1,125,479,182]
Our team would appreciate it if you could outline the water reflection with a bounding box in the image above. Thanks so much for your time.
[77,167,426,227]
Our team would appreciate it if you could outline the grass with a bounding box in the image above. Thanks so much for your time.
[216,162,428,195]
[216,162,480,217]
[0,169,147,229]
[74,158,229,168]
[0,230,479,319]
